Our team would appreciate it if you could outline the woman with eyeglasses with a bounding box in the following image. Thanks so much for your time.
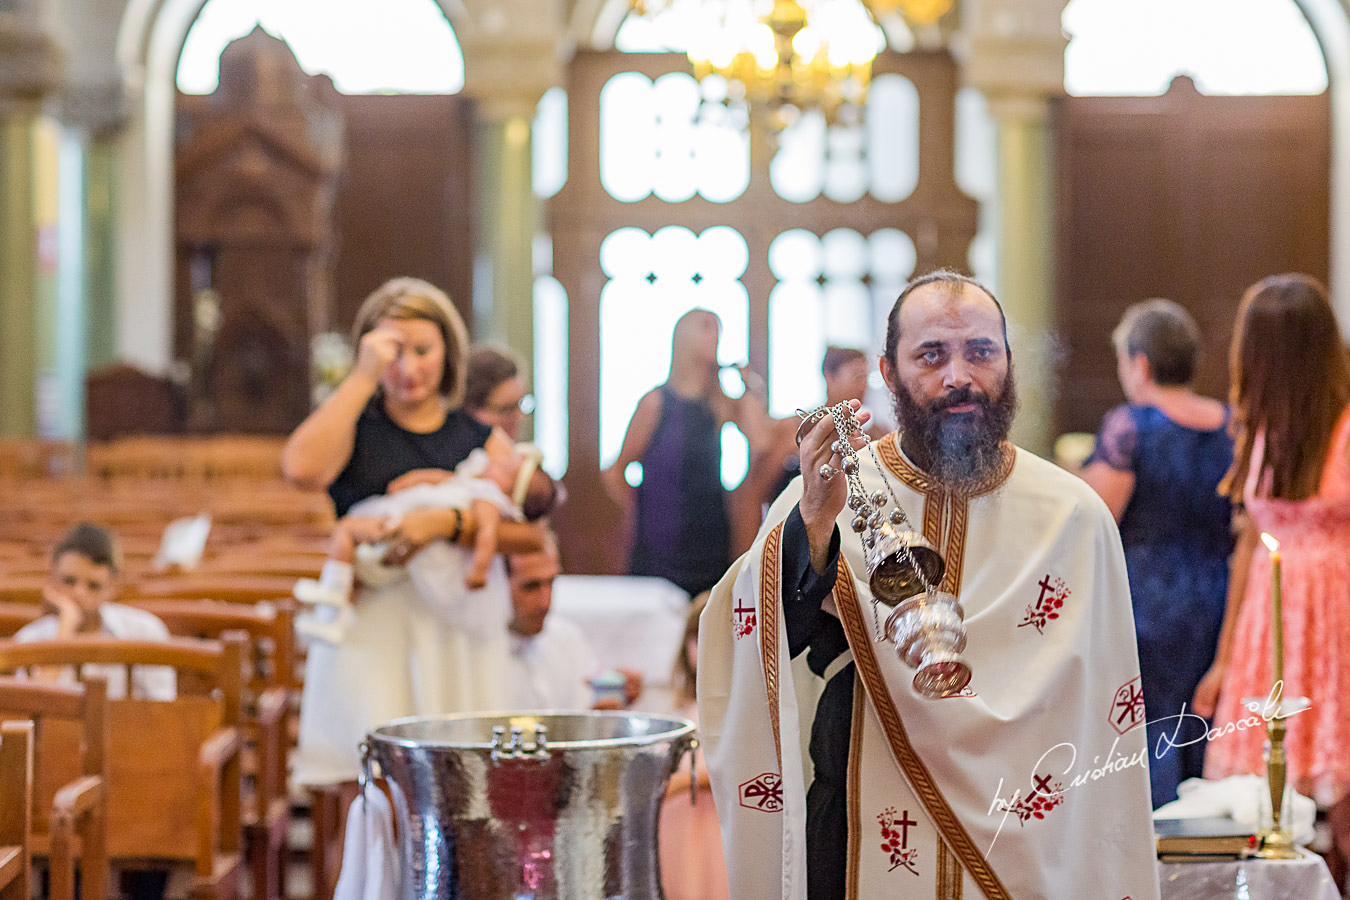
[465,344,532,441]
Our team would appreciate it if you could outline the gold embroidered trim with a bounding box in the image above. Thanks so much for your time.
[943,495,969,596]
[922,487,946,550]
[835,556,1012,900]
[877,433,1016,499]
[937,839,964,900]
[760,522,784,771]
[846,676,864,900]
[936,833,948,900]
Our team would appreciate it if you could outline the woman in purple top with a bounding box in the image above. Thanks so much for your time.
[604,309,766,597]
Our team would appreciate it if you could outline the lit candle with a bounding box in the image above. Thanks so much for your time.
[1261,533,1284,691]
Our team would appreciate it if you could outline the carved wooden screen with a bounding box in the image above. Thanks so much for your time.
[551,49,977,575]
[1054,77,1330,436]
[174,31,341,435]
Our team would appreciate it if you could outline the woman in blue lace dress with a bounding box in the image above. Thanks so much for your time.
[1081,299,1235,808]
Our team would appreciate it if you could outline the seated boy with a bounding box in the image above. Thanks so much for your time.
[14,522,175,700]
[296,441,555,643]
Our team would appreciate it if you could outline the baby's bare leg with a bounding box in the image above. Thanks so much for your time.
[466,500,501,589]
[329,519,358,564]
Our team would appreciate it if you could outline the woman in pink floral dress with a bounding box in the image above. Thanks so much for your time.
[1195,273,1350,874]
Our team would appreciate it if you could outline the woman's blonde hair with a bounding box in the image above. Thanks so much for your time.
[351,277,470,408]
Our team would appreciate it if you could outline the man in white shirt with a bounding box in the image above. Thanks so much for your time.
[504,543,598,709]
[14,522,175,701]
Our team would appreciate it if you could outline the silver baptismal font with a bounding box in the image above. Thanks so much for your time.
[365,711,697,899]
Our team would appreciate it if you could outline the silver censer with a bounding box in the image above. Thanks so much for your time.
[809,403,973,698]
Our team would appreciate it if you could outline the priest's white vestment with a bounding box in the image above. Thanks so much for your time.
[698,435,1161,899]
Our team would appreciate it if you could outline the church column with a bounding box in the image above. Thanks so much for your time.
[459,17,564,437]
[0,12,62,437]
[44,85,130,441]
[472,99,541,360]
[84,134,118,369]
[964,0,1066,457]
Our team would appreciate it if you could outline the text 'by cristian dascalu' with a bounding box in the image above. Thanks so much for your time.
[981,682,1309,853]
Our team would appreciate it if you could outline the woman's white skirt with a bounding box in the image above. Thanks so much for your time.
[292,571,510,786]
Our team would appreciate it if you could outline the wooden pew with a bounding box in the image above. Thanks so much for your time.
[0,604,37,639]
[0,676,110,900]
[0,636,246,900]
[129,574,297,606]
[0,721,32,900]
[0,578,43,606]
[129,600,296,900]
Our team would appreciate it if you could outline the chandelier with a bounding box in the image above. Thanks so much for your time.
[632,0,954,130]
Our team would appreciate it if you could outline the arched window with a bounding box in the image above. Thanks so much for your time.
[178,0,465,95]
[1064,0,1327,96]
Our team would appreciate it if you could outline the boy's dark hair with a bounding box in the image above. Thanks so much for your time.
[52,522,122,574]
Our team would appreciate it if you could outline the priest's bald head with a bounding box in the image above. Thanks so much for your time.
[879,270,1018,491]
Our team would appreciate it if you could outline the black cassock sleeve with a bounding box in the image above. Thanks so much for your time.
[780,504,842,660]
[779,504,853,900]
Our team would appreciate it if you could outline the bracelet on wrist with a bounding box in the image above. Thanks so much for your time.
[448,508,463,543]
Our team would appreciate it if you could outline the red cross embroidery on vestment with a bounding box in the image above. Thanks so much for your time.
[739,773,783,812]
[1109,675,1146,735]
[877,807,920,875]
[997,773,1065,825]
[733,598,756,640]
[1017,574,1070,634]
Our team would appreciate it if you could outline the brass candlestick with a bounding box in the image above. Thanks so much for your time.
[1256,533,1300,859]
[1257,711,1300,858]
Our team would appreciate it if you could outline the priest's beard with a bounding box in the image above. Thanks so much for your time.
[891,369,1018,492]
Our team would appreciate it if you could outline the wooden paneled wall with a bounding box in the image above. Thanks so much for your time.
[1054,76,1330,436]
[331,94,477,333]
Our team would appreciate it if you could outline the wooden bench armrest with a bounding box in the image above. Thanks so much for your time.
[197,726,243,876]
[0,846,21,890]
[253,687,287,808]
[52,775,103,821]
[198,726,242,774]
[255,687,287,728]
[50,775,108,900]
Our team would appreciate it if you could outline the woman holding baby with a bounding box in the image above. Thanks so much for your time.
[283,277,550,785]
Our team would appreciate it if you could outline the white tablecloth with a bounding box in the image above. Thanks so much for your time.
[1158,852,1341,900]
[550,574,690,714]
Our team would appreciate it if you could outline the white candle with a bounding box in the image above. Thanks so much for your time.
[1261,533,1283,690]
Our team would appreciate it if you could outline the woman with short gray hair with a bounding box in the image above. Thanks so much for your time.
[1080,298,1235,809]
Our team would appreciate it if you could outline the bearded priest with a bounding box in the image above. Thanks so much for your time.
[698,270,1160,900]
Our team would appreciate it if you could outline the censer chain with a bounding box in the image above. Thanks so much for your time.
[816,402,938,640]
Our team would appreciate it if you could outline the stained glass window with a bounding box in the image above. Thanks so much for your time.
[178,0,464,94]
[770,74,920,203]
[599,72,750,203]
[1064,0,1326,96]
[767,228,915,418]
[599,226,751,489]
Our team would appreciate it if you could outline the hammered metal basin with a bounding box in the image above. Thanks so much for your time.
[367,711,697,900]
